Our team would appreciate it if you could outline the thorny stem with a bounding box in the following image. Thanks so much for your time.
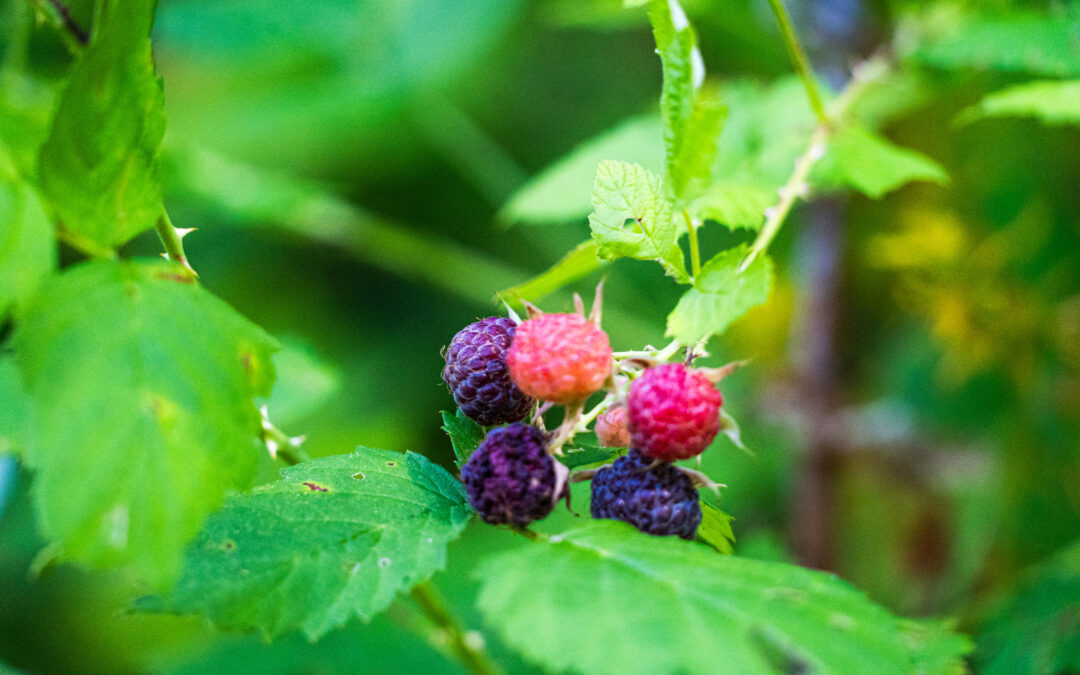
[156,210,197,277]
[683,210,702,279]
[410,581,502,675]
[765,0,827,124]
[260,409,311,466]
[740,57,890,273]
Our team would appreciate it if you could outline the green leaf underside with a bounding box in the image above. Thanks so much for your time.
[960,80,1080,126]
[589,160,689,283]
[150,448,470,640]
[692,181,774,232]
[476,521,969,675]
[697,501,735,555]
[812,126,948,198]
[12,259,277,587]
[497,239,607,305]
[560,442,621,470]
[666,245,772,343]
[440,409,486,468]
[0,174,55,318]
[500,115,663,225]
[914,12,1080,78]
[38,0,166,249]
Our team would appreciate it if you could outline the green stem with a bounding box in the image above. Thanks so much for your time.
[683,210,701,278]
[56,224,117,259]
[27,0,88,50]
[410,581,502,675]
[765,0,828,124]
[155,210,197,277]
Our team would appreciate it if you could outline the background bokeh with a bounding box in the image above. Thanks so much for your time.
[1,0,1078,672]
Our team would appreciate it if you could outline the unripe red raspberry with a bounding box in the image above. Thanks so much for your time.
[627,363,722,461]
[595,405,631,447]
[506,313,612,404]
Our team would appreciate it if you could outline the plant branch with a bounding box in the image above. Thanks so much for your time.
[765,0,827,124]
[156,209,197,277]
[410,581,502,675]
[683,210,702,278]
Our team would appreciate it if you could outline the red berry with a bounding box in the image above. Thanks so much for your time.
[595,405,631,447]
[506,313,612,404]
[627,363,722,461]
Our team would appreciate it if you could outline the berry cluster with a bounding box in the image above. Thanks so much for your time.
[441,291,731,540]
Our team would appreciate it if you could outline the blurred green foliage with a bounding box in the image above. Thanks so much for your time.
[1,0,1079,672]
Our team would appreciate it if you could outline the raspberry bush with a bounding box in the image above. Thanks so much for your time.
[9,0,1075,673]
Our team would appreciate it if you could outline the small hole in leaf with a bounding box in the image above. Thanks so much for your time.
[352,471,366,480]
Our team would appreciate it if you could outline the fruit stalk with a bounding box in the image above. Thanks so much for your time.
[410,581,502,675]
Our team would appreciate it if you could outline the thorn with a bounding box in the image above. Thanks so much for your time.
[522,299,544,319]
[174,227,197,239]
[502,300,522,324]
[676,466,726,495]
[573,292,585,317]
[700,360,749,383]
[588,278,605,327]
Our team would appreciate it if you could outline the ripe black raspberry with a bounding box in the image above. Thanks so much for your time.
[461,423,565,526]
[443,317,534,426]
[590,449,701,539]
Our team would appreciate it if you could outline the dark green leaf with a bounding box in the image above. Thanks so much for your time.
[497,239,607,306]
[812,126,948,198]
[149,448,470,640]
[666,245,772,343]
[38,0,165,249]
[12,259,278,587]
[500,116,663,225]
[588,160,689,282]
[959,80,1080,126]
[476,521,970,674]
[440,410,486,468]
[697,501,735,554]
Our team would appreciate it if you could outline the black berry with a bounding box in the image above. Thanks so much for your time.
[443,317,534,426]
[590,449,702,540]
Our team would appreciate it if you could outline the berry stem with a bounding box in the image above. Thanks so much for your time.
[683,210,702,279]
[410,581,503,675]
[547,399,586,455]
[765,0,828,125]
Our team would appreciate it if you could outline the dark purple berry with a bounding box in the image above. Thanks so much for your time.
[590,449,702,540]
[443,317,534,426]
[461,423,565,526]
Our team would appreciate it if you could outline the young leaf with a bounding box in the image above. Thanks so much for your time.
[38,0,166,250]
[697,501,735,554]
[588,160,689,283]
[691,181,774,232]
[12,259,278,587]
[476,521,970,674]
[500,115,663,225]
[497,239,607,305]
[146,448,471,640]
[959,80,1080,126]
[646,0,724,201]
[440,409,486,467]
[812,126,947,198]
[0,170,55,319]
[666,245,772,343]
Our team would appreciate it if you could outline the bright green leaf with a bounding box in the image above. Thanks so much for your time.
[588,160,689,282]
[12,259,278,587]
[477,521,970,674]
[148,448,470,640]
[812,126,948,198]
[440,409,486,468]
[914,11,1080,78]
[0,173,55,319]
[959,80,1080,126]
[497,239,607,305]
[500,116,663,225]
[697,501,735,554]
[666,245,771,343]
[261,337,341,428]
[0,357,30,456]
[691,181,774,232]
[38,0,166,250]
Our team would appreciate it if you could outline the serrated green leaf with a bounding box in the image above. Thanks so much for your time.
[0,173,55,319]
[914,11,1080,78]
[476,521,970,675]
[976,538,1080,675]
[440,409,486,467]
[12,259,278,587]
[812,126,948,198]
[497,239,607,305]
[500,116,663,225]
[647,0,724,202]
[38,0,166,250]
[666,245,771,343]
[697,501,735,555]
[691,181,774,232]
[588,160,689,282]
[148,448,470,640]
[0,357,30,456]
[959,80,1080,126]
